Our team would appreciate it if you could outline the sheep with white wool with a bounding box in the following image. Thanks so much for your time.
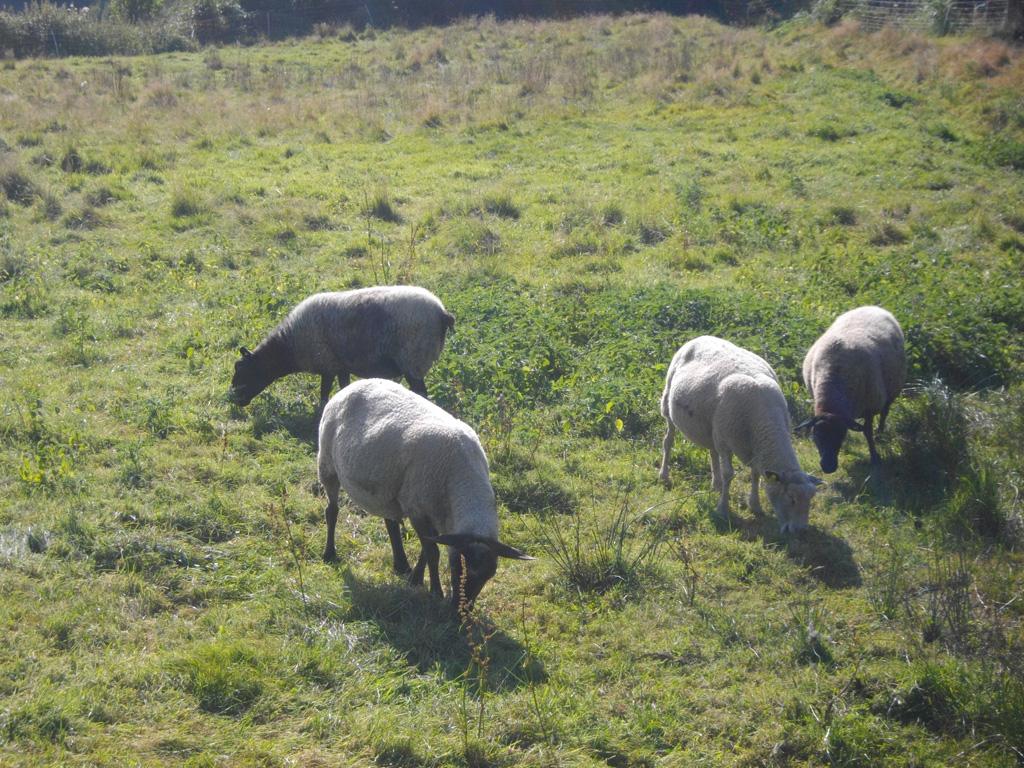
[318,378,532,609]
[659,336,822,533]
[798,306,906,474]
[228,285,454,409]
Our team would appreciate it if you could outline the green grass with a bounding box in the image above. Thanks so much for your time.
[1,13,1023,767]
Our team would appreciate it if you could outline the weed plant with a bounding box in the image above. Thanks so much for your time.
[534,497,669,597]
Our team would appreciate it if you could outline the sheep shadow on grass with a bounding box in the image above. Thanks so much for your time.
[828,457,901,509]
[339,568,545,692]
[244,394,321,449]
[715,510,862,589]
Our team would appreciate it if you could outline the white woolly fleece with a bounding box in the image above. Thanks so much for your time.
[317,378,499,540]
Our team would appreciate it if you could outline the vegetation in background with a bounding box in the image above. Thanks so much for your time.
[1,13,1023,767]
[0,0,826,58]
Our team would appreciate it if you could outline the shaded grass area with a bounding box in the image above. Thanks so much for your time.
[0,13,1023,768]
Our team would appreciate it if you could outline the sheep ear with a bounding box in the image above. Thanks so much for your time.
[239,346,253,359]
[806,474,824,487]
[765,471,781,483]
[793,416,818,434]
[431,533,474,548]
[431,535,535,561]
[844,417,866,433]
[487,540,535,561]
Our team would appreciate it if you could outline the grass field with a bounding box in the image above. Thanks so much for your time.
[1,13,1024,766]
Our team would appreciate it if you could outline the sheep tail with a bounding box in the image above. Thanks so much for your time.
[443,311,456,333]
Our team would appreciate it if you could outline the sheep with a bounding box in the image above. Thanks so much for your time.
[658,336,822,533]
[798,306,906,474]
[228,285,455,410]
[317,378,532,609]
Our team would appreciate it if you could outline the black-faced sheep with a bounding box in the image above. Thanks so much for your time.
[228,285,455,409]
[659,336,822,533]
[798,306,906,473]
[317,378,532,609]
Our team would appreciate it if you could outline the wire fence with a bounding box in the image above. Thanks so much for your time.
[832,0,1010,32]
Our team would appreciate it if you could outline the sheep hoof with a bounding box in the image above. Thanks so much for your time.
[394,563,412,576]
[322,549,338,564]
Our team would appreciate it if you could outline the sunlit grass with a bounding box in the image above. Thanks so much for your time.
[0,12,1022,767]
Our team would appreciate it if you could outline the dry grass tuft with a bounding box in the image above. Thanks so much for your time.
[0,160,36,205]
[957,40,1012,79]
[143,82,178,109]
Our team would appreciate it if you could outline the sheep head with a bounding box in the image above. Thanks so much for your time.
[764,470,823,534]
[228,347,272,407]
[795,413,865,474]
[430,534,533,610]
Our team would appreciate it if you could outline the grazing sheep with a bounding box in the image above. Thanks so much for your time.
[798,306,906,474]
[228,285,455,409]
[659,336,822,533]
[318,378,532,608]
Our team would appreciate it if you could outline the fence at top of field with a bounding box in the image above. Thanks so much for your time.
[831,0,1010,32]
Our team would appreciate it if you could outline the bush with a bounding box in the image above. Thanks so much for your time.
[893,379,972,503]
[811,0,843,24]
[893,379,1015,543]
[189,0,248,45]
[0,3,192,58]
[903,305,1018,388]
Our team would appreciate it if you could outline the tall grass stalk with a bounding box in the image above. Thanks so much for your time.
[274,488,309,611]
[457,561,494,753]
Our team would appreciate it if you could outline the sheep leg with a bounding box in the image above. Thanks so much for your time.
[319,375,333,409]
[748,470,764,516]
[407,375,428,398]
[716,453,734,518]
[323,498,339,563]
[337,371,350,392]
[408,519,443,597]
[709,450,722,492]
[658,422,676,488]
[385,519,411,575]
[422,538,443,597]
[878,401,892,433]
[864,414,880,465]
